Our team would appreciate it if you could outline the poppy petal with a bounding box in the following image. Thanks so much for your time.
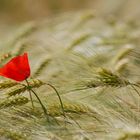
[0,53,30,81]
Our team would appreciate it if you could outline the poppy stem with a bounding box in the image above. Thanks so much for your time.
[25,79,34,109]
[29,88,50,123]
[46,83,66,118]
[25,79,50,123]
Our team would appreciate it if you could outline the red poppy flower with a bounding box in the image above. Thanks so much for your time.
[0,53,30,82]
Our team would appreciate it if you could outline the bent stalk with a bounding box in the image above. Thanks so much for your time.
[46,83,66,118]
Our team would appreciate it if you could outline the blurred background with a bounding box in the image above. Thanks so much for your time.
[0,0,140,23]
[0,0,140,39]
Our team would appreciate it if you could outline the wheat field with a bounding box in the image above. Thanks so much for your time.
[0,9,140,140]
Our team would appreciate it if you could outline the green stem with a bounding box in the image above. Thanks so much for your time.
[46,83,66,118]
[25,80,34,109]
[25,79,50,123]
[30,88,50,123]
